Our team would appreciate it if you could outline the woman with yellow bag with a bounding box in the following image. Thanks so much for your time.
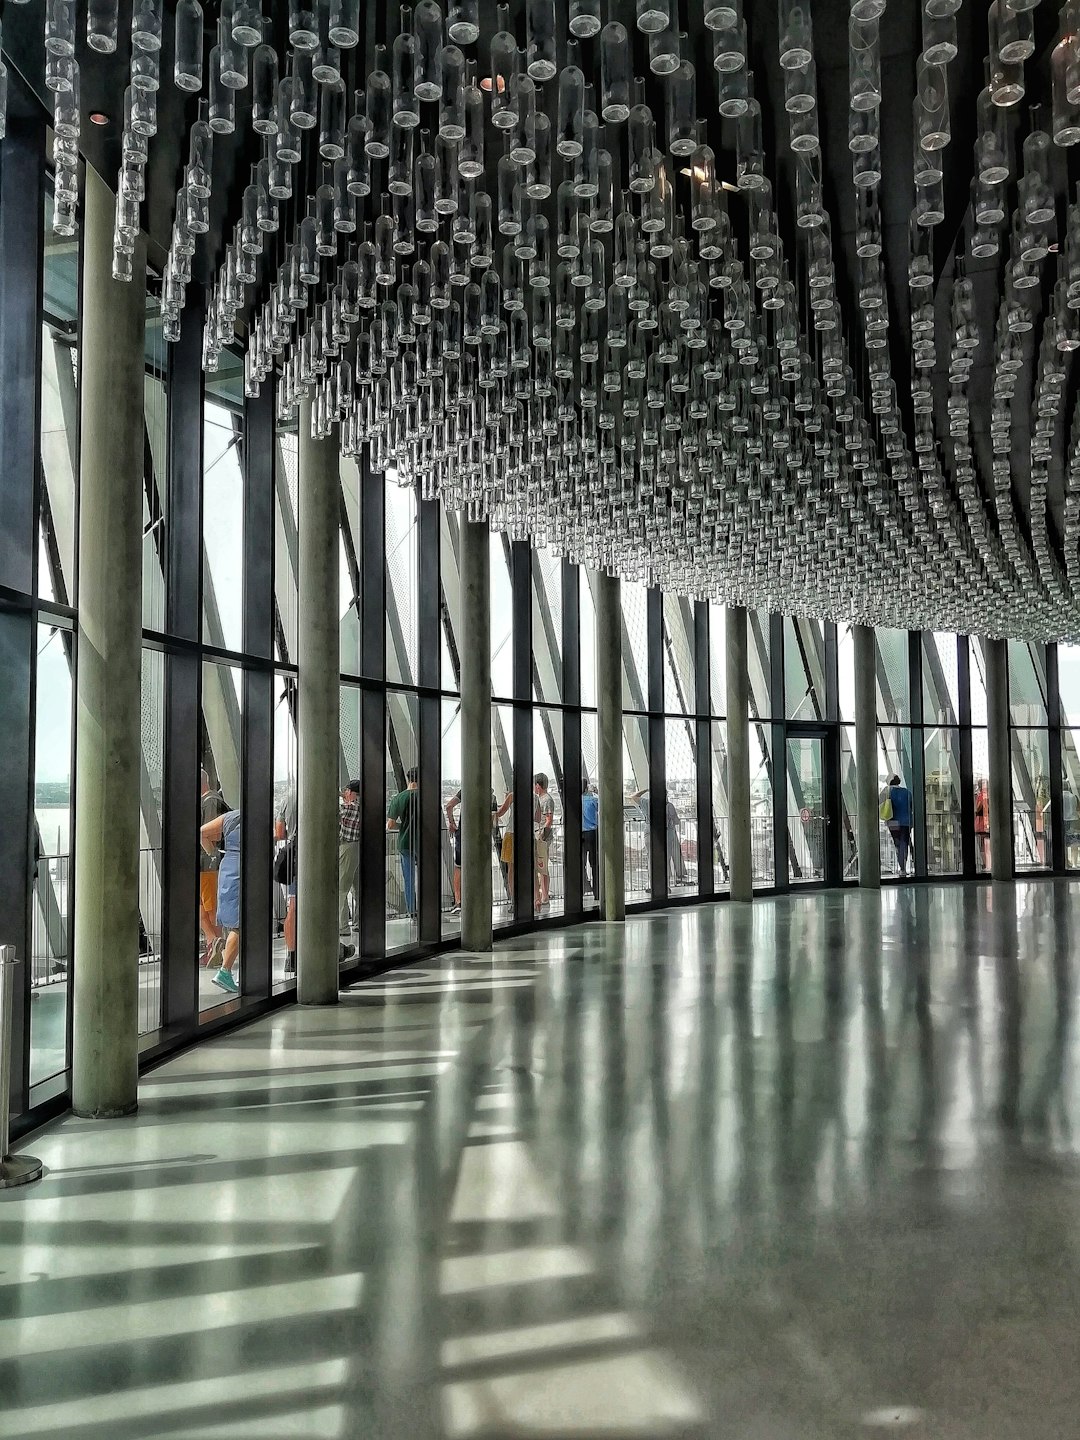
[880,774,913,877]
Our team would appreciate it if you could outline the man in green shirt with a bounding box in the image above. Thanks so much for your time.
[386,766,419,917]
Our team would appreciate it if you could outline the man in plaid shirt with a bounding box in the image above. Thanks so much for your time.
[339,779,362,935]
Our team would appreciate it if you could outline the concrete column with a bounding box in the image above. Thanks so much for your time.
[985,637,1013,882]
[460,515,492,951]
[72,168,146,1118]
[296,400,339,1004]
[854,623,881,889]
[725,606,753,902]
[594,569,625,921]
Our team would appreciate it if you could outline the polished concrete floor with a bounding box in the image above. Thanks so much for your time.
[4,882,1080,1439]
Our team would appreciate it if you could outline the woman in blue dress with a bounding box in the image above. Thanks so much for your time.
[201,808,241,993]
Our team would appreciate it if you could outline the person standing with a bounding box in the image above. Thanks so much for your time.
[387,767,420,917]
[338,779,362,935]
[445,787,499,915]
[201,807,241,994]
[533,773,555,916]
[199,768,228,969]
[581,779,599,898]
[974,779,990,871]
[883,773,914,877]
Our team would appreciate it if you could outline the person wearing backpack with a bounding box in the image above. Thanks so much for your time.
[880,774,913,877]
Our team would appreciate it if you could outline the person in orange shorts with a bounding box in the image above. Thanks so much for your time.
[199,768,228,967]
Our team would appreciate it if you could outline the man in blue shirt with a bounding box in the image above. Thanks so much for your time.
[582,780,599,898]
[885,773,913,877]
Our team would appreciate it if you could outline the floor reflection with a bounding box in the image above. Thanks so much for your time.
[4,883,1080,1438]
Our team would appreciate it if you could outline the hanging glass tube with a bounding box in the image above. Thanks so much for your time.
[132,0,164,52]
[448,0,479,45]
[570,0,601,38]
[46,0,77,57]
[916,58,950,151]
[460,66,484,177]
[290,1,319,51]
[251,45,278,132]
[666,61,697,156]
[414,1,442,101]
[174,0,204,93]
[849,16,880,112]
[292,49,317,128]
[393,10,420,128]
[218,9,248,90]
[778,0,812,70]
[321,78,347,160]
[649,24,681,75]
[440,45,465,140]
[209,47,236,132]
[527,0,556,81]
[490,25,518,130]
[367,52,392,157]
[1053,41,1080,146]
[558,61,585,157]
[601,22,631,123]
[637,0,669,34]
[87,0,120,53]
[233,1,262,47]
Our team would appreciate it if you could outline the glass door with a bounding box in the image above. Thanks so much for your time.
[785,727,842,885]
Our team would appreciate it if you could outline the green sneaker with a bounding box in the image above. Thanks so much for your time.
[212,967,239,994]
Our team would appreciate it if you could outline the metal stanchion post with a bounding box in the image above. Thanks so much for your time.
[0,946,42,1189]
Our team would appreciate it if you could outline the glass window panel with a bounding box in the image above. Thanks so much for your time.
[970,638,988,727]
[748,610,772,720]
[492,702,515,924]
[624,713,650,901]
[1012,727,1051,872]
[1062,729,1080,870]
[338,451,360,675]
[665,717,697,895]
[40,193,79,607]
[441,511,462,693]
[750,722,775,888]
[339,683,362,951]
[202,398,245,654]
[274,425,300,667]
[875,628,910,723]
[972,728,990,873]
[532,548,563,704]
[621,580,649,712]
[840,724,858,880]
[142,284,168,633]
[1009,641,1047,726]
[1059,646,1080,729]
[922,632,960,726]
[533,709,564,917]
[837,623,855,723]
[386,691,419,949]
[710,720,728,891]
[582,711,599,909]
[709,603,727,717]
[386,475,419,686]
[200,660,244,1012]
[138,648,165,1037]
[784,616,827,720]
[924,725,963,875]
[273,677,298,990]
[491,535,514,699]
[580,566,597,709]
[876,727,915,878]
[663,592,696,714]
[785,735,826,883]
[30,620,73,1087]
[442,698,461,936]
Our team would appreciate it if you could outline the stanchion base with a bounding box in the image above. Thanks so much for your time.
[0,1154,43,1189]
